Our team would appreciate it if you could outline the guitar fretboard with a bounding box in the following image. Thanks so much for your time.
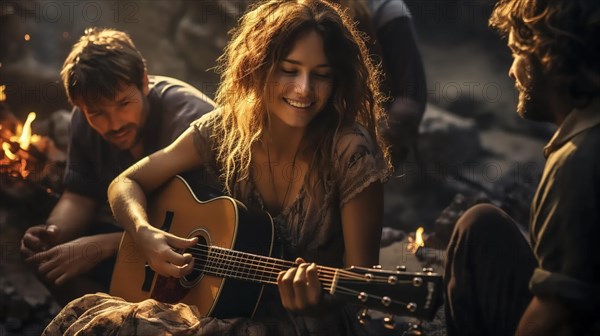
[188,244,339,291]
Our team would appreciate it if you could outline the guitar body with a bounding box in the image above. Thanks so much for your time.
[110,175,277,318]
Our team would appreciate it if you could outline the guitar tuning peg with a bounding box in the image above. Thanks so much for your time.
[356,308,371,325]
[383,314,395,330]
[413,277,423,287]
[396,265,407,272]
[422,267,434,273]
[372,264,382,269]
[406,322,423,335]
[357,292,368,302]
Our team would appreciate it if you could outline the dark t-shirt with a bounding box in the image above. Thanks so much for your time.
[63,75,215,201]
[530,100,600,316]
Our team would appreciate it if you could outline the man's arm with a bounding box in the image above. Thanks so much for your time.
[516,296,571,336]
[45,190,98,244]
[21,191,97,259]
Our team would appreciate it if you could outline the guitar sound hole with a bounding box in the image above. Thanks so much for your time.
[182,235,208,285]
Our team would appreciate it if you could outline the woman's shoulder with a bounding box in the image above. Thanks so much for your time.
[334,124,379,154]
[191,108,222,129]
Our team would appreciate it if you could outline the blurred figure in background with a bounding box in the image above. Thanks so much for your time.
[340,0,427,163]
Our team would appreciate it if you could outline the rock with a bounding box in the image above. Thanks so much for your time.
[7,296,31,326]
[20,322,45,335]
[415,104,483,195]
[5,316,23,331]
[380,227,406,247]
[23,294,46,311]
[0,290,8,320]
[2,284,16,297]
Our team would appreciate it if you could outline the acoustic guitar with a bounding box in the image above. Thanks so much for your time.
[110,174,443,321]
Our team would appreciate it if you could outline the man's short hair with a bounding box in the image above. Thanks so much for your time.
[490,0,600,102]
[60,27,147,107]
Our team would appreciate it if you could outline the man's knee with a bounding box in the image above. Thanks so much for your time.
[454,203,515,240]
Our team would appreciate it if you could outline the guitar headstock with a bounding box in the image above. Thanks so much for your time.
[330,265,443,321]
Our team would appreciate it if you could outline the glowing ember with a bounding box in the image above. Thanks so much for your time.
[0,85,5,101]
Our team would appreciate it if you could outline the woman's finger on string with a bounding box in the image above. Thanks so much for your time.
[277,266,297,310]
[293,262,310,309]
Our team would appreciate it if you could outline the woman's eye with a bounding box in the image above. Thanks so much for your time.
[315,73,332,79]
[281,68,296,74]
[119,101,130,107]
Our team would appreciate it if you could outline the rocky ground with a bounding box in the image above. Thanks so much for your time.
[1,1,555,335]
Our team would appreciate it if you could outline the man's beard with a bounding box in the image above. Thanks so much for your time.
[515,61,554,123]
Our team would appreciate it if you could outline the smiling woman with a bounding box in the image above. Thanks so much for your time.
[44,1,392,335]
[264,31,334,130]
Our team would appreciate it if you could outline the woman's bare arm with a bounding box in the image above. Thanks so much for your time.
[341,181,384,268]
[108,127,203,277]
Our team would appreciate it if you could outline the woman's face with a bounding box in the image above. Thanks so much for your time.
[264,30,334,130]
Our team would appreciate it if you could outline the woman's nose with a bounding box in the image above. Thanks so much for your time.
[294,74,312,97]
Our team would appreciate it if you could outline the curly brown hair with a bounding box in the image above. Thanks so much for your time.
[212,0,391,194]
[489,0,600,102]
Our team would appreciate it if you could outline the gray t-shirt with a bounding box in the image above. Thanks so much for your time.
[64,75,215,200]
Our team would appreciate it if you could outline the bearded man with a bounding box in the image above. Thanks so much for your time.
[444,0,600,335]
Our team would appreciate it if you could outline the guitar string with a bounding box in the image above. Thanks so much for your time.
[188,246,397,284]
[186,244,367,281]
[187,247,339,286]
[333,286,411,307]
[187,243,364,280]
[181,260,422,313]
[191,249,317,285]
[191,258,407,286]
[187,244,332,276]
[184,244,399,284]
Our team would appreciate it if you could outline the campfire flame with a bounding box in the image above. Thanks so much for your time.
[407,226,426,254]
[2,142,17,160]
[1,82,40,179]
[18,112,36,150]
[415,227,425,248]
[1,85,64,198]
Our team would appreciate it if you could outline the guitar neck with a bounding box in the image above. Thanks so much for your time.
[192,244,338,292]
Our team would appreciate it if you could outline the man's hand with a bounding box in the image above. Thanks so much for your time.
[20,224,59,260]
[135,224,197,278]
[26,235,107,285]
[277,257,323,314]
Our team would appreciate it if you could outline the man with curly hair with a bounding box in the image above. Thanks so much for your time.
[444,0,600,335]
